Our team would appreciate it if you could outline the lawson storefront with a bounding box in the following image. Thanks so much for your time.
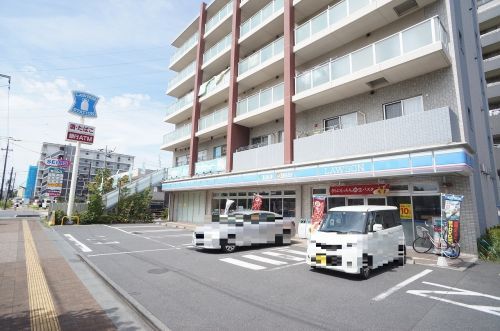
[163,147,479,253]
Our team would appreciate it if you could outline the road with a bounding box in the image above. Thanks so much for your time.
[0,207,43,218]
[54,224,500,331]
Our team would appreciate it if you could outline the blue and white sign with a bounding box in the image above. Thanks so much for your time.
[69,91,99,118]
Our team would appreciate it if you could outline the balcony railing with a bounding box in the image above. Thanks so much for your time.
[295,17,448,94]
[167,61,196,91]
[165,91,194,118]
[205,1,233,34]
[170,33,199,66]
[200,68,231,97]
[198,107,228,131]
[233,142,284,172]
[163,123,192,145]
[239,36,284,75]
[237,82,284,116]
[167,164,189,180]
[295,0,372,45]
[204,33,232,64]
[195,157,226,175]
[240,0,284,38]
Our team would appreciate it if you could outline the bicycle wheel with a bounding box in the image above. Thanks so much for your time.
[413,236,433,253]
[443,244,460,259]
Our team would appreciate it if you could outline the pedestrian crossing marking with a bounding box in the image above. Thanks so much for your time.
[262,251,304,261]
[277,248,306,256]
[220,258,267,270]
[242,254,288,265]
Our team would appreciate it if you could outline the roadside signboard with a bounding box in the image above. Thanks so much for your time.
[46,167,64,197]
[66,122,95,144]
[69,91,99,118]
[329,184,390,195]
[400,203,413,219]
[44,158,71,168]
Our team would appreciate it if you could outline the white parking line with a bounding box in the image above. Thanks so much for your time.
[88,248,176,257]
[104,225,177,248]
[242,255,288,265]
[131,229,184,233]
[113,225,167,229]
[262,251,304,262]
[64,234,92,253]
[220,258,267,270]
[372,269,433,301]
[148,234,193,238]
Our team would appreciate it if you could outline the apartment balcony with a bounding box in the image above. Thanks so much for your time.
[196,106,228,140]
[483,54,500,78]
[195,157,226,176]
[478,0,500,24]
[235,82,284,127]
[293,17,450,111]
[166,61,196,98]
[160,123,192,151]
[488,82,500,104]
[204,0,233,45]
[233,142,284,172]
[481,27,500,54]
[238,36,284,89]
[164,91,194,124]
[294,0,436,65]
[203,33,232,79]
[239,0,284,51]
[294,107,458,164]
[199,68,230,111]
[167,165,189,180]
[490,110,500,136]
[293,0,332,22]
[169,33,199,72]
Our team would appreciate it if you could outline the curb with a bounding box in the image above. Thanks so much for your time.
[78,254,170,331]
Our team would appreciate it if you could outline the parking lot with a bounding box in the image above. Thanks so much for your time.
[54,224,500,331]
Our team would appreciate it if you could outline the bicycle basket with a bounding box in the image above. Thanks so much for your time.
[415,226,429,237]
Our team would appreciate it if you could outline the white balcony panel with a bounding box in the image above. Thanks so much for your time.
[478,0,500,24]
[161,124,192,151]
[238,37,284,89]
[233,143,284,172]
[205,1,233,44]
[203,34,232,79]
[235,82,284,127]
[239,0,284,52]
[199,69,231,111]
[294,107,458,164]
[484,55,500,75]
[196,107,229,139]
[293,0,332,23]
[195,157,226,176]
[241,0,269,13]
[166,61,196,98]
[481,27,500,49]
[170,33,199,71]
[294,0,437,66]
[490,111,500,136]
[488,82,500,103]
[164,92,194,124]
[294,17,450,111]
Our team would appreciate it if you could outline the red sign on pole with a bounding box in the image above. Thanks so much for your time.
[329,184,390,196]
[66,122,95,144]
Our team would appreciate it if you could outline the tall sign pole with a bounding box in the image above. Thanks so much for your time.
[66,91,98,220]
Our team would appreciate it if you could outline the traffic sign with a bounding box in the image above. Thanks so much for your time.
[66,122,95,144]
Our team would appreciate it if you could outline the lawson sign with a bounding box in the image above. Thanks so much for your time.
[69,91,99,118]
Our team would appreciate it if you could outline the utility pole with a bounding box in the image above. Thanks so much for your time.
[0,138,14,201]
[3,166,13,209]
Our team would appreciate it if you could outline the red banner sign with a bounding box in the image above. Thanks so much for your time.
[311,196,326,228]
[251,194,263,211]
[329,184,390,196]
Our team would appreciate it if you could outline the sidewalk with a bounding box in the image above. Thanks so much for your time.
[163,221,477,271]
[0,218,116,331]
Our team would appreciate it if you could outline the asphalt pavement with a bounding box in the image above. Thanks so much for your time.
[53,223,500,331]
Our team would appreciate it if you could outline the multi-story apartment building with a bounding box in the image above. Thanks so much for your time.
[161,0,500,255]
[35,142,134,202]
[478,0,500,177]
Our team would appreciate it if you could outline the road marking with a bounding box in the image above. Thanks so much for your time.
[114,225,167,229]
[104,225,176,248]
[242,255,288,265]
[220,258,267,270]
[407,282,500,317]
[276,248,306,256]
[372,269,433,301]
[23,221,62,331]
[148,234,193,238]
[262,251,304,261]
[267,261,306,271]
[64,234,92,252]
[131,229,183,233]
[87,248,176,257]
[93,241,120,245]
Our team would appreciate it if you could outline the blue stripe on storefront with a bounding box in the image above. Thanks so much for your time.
[162,149,472,190]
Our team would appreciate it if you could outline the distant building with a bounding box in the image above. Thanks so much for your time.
[34,142,135,202]
[24,165,38,201]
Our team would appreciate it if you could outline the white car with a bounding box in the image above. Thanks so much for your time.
[193,210,296,253]
[306,206,405,279]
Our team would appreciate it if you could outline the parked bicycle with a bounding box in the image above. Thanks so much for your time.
[412,222,460,259]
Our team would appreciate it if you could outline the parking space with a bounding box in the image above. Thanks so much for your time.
[53,224,500,330]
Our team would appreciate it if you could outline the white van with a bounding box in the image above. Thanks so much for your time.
[306,205,405,279]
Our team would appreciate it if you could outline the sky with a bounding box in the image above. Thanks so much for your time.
[0,0,203,187]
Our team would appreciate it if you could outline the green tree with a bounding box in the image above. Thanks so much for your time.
[87,169,114,194]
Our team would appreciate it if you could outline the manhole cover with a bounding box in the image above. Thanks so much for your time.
[148,268,169,275]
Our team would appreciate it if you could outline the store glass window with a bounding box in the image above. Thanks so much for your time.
[237,199,247,210]
[413,183,439,192]
[387,196,413,245]
[312,188,327,195]
[270,198,283,214]
[283,198,296,217]
[327,197,345,209]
